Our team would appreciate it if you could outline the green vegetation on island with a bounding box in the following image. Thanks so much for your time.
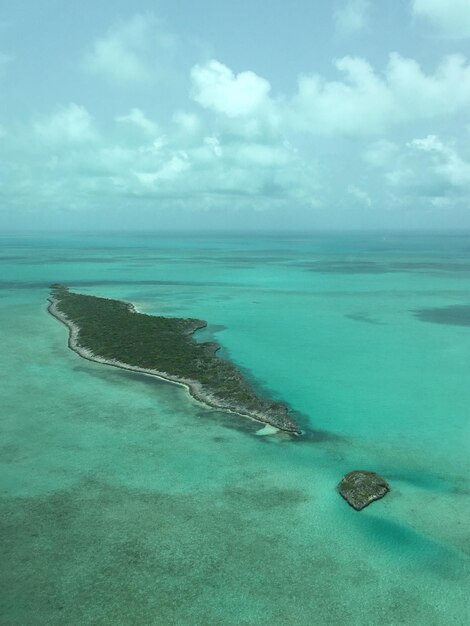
[48,285,300,434]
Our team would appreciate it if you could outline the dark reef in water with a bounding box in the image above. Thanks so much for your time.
[299,260,470,275]
[47,285,300,434]
[338,471,389,510]
[414,304,470,327]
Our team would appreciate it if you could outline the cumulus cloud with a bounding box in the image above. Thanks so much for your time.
[125,128,318,204]
[116,108,159,136]
[363,139,400,167]
[0,96,320,215]
[83,14,177,85]
[84,15,152,84]
[347,184,372,206]
[290,53,470,135]
[334,0,371,36]
[135,152,190,186]
[387,53,470,116]
[291,57,394,135]
[189,54,470,139]
[34,104,96,144]
[365,135,470,206]
[412,0,470,39]
[172,111,203,146]
[191,60,272,118]
[5,50,470,223]
[408,135,470,188]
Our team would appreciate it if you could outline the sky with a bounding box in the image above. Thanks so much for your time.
[1,0,470,231]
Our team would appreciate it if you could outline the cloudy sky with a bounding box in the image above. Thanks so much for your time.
[1,0,470,231]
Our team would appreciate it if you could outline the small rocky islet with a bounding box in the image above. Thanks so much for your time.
[338,470,390,510]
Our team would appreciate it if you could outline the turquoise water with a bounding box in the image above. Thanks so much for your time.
[1,232,469,625]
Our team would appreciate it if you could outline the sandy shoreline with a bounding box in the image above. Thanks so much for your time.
[47,296,300,435]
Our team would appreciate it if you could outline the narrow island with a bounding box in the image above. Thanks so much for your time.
[48,285,301,435]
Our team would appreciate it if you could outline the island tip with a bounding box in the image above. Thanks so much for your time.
[49,283,69,292]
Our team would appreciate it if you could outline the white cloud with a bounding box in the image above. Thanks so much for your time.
[116,108,159,136]
[172,111,201,133]
[408,135,445,153]
[408,135,470,188]
[412,0,470,39]
[190,55,470,139]
[334,0,371,36]
[172,111,203,146]
[34,104,96,144]
[366,135,470,205]
[291,57,395,135]
[135,152,190,186]
[190,60,272,117]
[83,14,178,85]
[387,53,470,117]
[347,184,372,206]
[84,15,152,84]
[290,53,470,135]
[6,49,470,222]
[0,96,320,215]
[363,139,400,167]
[203,136,222,157]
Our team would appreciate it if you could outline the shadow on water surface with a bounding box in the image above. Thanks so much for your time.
[353,514,464,576]
[385,469,457,493]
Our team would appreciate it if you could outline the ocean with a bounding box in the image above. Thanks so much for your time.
[1,231,469,624]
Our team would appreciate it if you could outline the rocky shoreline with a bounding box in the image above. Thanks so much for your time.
[47,293,301,435]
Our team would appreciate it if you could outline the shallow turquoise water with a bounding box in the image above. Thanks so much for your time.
[1,232,469,624]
